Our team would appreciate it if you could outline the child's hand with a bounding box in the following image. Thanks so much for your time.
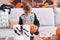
[23,21,28,24]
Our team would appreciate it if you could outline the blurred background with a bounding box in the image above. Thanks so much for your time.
[0,0,60,40]
[0,0,60,8]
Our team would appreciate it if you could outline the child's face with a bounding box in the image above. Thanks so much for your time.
[23,10,30,14]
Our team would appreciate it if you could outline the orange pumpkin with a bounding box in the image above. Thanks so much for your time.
[44,0,56,7]
[9,0,14,3]
[30,24,37,33]
[16,2,22,8]
[9,0,22,8]
[56,26,60,38]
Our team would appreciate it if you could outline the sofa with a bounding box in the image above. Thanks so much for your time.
[0,8,60,39]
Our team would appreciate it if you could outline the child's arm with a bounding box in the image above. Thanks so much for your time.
[19,16,23,25]
[34,13,40,27]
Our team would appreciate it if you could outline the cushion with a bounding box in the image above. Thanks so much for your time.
[9,8,23,19]
[0,9,9,28]
[32,8,55,26]
[54,8,60,26]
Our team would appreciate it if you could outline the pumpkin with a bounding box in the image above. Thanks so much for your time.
[30,24,37,33]
[16,2,22,8]
[56,26,60,38]
[9,0,22,8]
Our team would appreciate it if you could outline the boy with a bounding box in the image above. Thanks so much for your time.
[19,2,40,35]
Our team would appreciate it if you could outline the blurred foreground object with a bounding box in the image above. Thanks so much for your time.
[56,26,60,38]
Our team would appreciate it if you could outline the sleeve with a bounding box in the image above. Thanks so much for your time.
[34,13,40,27]
[19,16,23,25]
